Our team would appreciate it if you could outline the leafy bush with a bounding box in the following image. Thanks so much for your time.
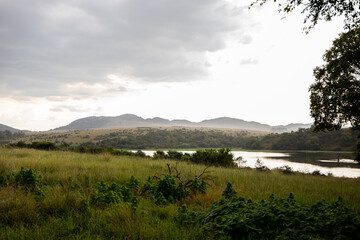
[134,150,146,157]
[222,182,237,199]
[153,150,166,159]
[190,148,235,167]
[189,176,207,194]
[0,167,45,200]
[30,142,57,151]
[166,150,183,160]
[141,174,209,205]
[126,175,140,193]
[177,193,360,239]
[279,165,294,175]
[90,181,138,210]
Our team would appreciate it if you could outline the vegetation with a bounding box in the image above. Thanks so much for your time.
[0,147,359,239]
[178,193,360,239]
[0,130,25,144]
[253,0,360,161]
[13,127,359,153]
[251,0,359,31]
[309,27,360,160]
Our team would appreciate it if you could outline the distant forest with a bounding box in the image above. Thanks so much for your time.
[0,130,25,144]
[4,127,358,152]
[84,127,358,152]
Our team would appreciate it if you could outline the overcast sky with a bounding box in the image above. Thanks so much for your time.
[0,0,345,131]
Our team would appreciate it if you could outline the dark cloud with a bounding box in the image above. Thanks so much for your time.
[0,0,251,99]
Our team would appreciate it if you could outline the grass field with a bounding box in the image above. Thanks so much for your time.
[1,147,359,239]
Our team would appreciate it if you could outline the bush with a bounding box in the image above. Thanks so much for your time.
[90,181,138,209]
[190,148,235,167]
[177,193,360,239]
[279,165,294,175]
[141,174,210,205]
[222,182,237,199]
[30,142,57,151]
[134,150,146,157]
[153,150,166,159]
[166,150,183,160]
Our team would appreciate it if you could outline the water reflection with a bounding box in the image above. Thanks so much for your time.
[140,150,360,178]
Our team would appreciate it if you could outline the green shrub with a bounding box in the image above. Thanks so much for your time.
[166,150,183,160]
[177,194,360,239]
[90,181,138,209]
[189,176,207,194]
[15,167,44,195]
[30,142,57,151]
[134,150,146,157]
[153,150,166,159]
[190,148,235,167]
[279,165,294,175]
[222,182,237,199]
[126,176,140,192]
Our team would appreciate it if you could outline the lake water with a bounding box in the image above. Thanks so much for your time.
[140,150,360,178]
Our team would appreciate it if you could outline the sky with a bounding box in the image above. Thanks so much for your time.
[0,0,345,131]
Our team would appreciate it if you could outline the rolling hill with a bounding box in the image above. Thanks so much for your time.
[54,114,312,132]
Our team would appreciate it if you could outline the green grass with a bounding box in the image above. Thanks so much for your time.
[0,148,359,239]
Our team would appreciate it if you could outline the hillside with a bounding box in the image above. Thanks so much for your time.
[0,123,22,132]
[54,114,312,132]
[13,127,358,152]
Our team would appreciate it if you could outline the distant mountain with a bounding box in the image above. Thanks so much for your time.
[0,123,22,132]
[54,114,312,132]
[199,117,272,132]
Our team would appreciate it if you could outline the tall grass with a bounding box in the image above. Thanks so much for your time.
[0,148,359,239]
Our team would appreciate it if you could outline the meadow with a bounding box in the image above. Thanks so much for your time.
[0,147,359,239]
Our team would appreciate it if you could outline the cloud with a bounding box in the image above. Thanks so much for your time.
[240,58,259,65]
[0,0,252,99]
[49,104,102,113]
[238,34,253,45]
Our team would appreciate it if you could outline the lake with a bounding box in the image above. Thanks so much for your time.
[141,150,360,178]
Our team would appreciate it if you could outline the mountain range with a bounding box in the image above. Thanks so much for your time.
[53,114,312,132]
[0,123,22,132]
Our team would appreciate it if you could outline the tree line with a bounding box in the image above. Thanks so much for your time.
[84,127,358,152]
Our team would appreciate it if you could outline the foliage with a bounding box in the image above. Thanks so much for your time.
[166,150,184,160]
[279,165,294,175]
[190,148,235,167]
[90,181,138,209]
[0,167,44,200]
[310,28,360,132]
[309,27,360,160]
[12,127,360,153]
[126,175,140,193]
[222,182,237,199]
[1,148,360,239]
[189,176,207,194]
[251,0,360,31]
[178,193,360,239]
[141,175,190,204]
[140,164,209,204]
[0,130,25,144]
[153,150,166,159]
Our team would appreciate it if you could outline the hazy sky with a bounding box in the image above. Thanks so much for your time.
[0,0,345,131]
